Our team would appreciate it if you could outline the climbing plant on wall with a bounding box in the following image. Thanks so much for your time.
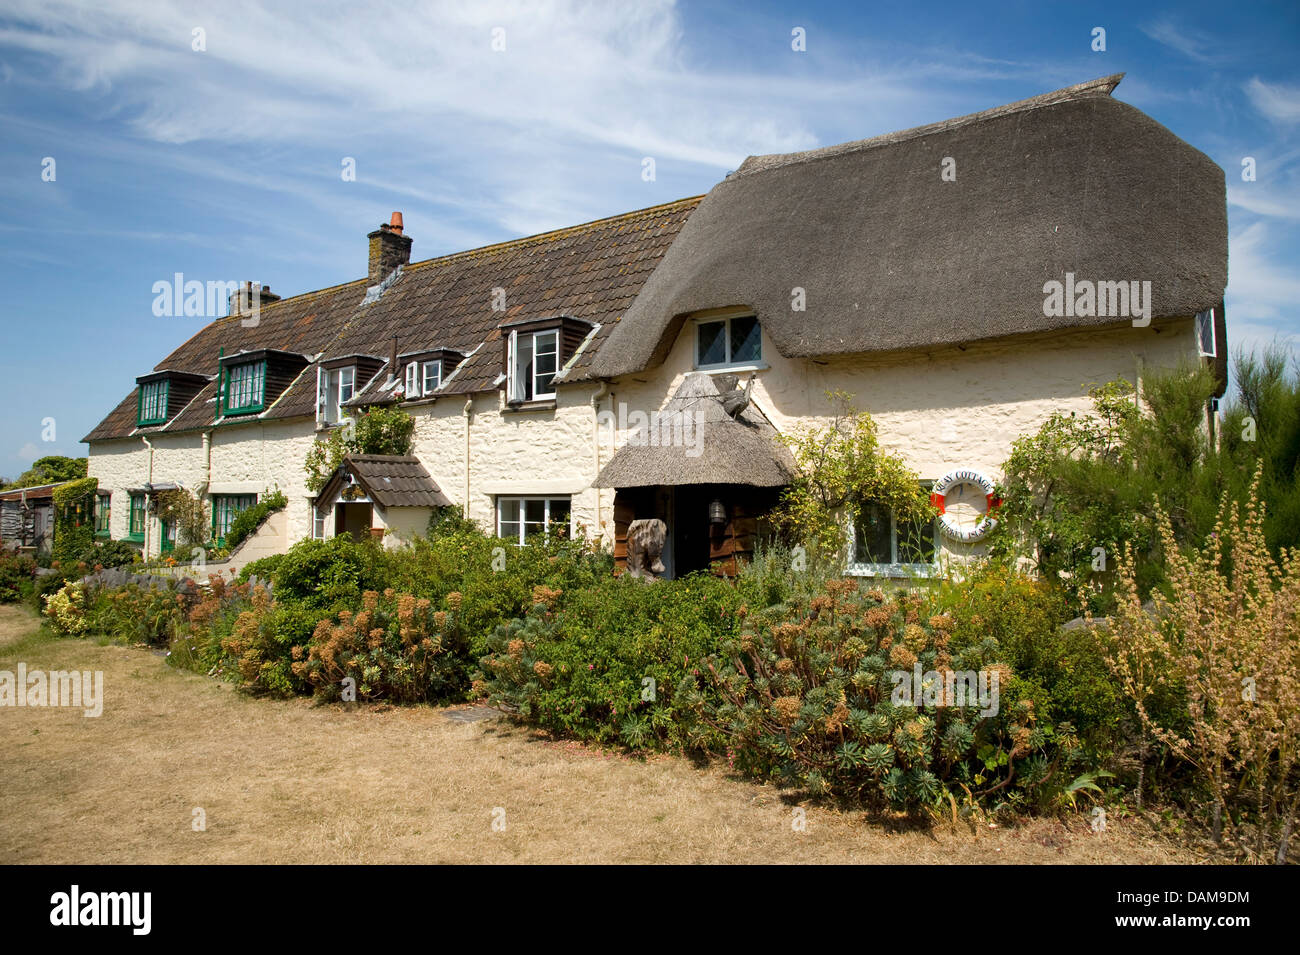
[304,406,415,493]
[51,477,98,565]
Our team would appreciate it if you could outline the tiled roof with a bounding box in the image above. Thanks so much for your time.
[83,197,702,443]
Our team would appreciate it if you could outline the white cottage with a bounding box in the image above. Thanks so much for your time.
[83,74,1227,578]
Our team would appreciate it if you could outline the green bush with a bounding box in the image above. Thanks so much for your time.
[0,551,38,603]
[238,553,285,582]
[479,573,742,750]
[681,577,1093,813]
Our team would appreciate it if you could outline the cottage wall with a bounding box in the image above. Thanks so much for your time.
[86,316,1203,570]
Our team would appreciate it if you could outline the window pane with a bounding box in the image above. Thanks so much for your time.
[855,504,893,564]
[730,316,761,364]
[534,332,558,397]
[499,499,520,523]
[697,321,726,366]
[500,520,521,544]
[406,362,420,397]
[340,367,355,403]
[897,516,937,565]
[524,499,546,525]
[515,334,535,400]
[549,499,571,536]
[423,361,440,393]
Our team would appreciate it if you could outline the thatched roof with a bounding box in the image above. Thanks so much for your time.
[588,74,1228,379]
[592,373,797,488]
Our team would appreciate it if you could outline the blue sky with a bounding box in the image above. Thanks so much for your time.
[0,0,1296,479]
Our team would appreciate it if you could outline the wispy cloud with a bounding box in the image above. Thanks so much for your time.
[1140,16,1222,64]
[1245,77,1300,125]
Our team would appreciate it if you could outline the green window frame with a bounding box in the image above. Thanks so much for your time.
[128,494,146,541]
[223,360,266,415]
[211,493,257,545]
[137,379,169,425]
[95,493,111,537]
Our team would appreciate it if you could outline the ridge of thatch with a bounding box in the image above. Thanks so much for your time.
[588,75,1227,379]
[592,373,796,488]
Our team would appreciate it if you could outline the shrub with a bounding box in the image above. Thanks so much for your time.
[304,407,415,492]
[292,589,465,702]
[239,553,285,582]
[682,578,1088,813]
[90,539,140,569]
[217,585,314,696]
[82,580,192,646]
[1107,471,1300,863]
[479,574,742,750]
[42,582,89,635]
[0,551,38,603]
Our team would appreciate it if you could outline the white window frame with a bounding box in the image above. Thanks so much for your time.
[507,329,560,402]
[845,489,939,579]
[317,365,356,426]
[1196,308,1216,358]
[695,315,763,370]
[495,496,572,545]
[422,359,442,395]
[405,360,421,398]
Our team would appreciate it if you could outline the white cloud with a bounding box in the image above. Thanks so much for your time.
[1225,221,1300,359]
[1140,17,1220,63]
[14,442,40,462]
[1245,77,1300,125]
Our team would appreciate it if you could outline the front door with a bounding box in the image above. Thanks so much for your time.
[671,486,714,577]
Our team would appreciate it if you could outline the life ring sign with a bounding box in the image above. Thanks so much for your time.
[930,468,1002,542]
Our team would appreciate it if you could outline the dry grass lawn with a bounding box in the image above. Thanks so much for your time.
[0,603,1196,864]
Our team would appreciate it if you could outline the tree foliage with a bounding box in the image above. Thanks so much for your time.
[4,455,87,490]
[305,406,416,492]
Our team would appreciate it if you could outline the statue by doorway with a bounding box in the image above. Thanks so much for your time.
[626,518,667,581]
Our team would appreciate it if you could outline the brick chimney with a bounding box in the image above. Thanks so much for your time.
[368,212,412,284]
[227,281,281,318]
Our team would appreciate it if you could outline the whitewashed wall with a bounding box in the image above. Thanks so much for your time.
[87,316,1201,566]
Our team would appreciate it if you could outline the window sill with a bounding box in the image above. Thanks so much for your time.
[126,534,144,543]
[845,562,939,579]
[694,362,769,375]
[503,398,557,413]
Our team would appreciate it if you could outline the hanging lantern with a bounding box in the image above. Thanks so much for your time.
[709,498,727,525]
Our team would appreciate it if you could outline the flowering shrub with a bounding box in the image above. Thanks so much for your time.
[291,589,465,702]
[1107,472,1300,863]
[680,578,1086,813]
[42,582,89,635]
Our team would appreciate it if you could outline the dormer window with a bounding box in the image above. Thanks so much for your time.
[138,379,169,426]
[508,328,559,402]
[134,369,207,428]
[224,360,266,415]
[422,360,441,394]
[696,315,762,369]
[318,365,355,426]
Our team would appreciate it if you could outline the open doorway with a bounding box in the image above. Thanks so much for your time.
[335,502,373,541]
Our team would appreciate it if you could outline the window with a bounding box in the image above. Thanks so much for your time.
[696,316,761,369]
[95,493,111,537]
[128,494,146,540]
[422,360,441,395]
[224,361,266,414]
[318,365,355,426]
[848,498,937,576]
[1196,308,1216,358]
[496,496,571,544]
[211,493,257,545]
[312,504,328,540]
[508,329,559,402]
[138,379,169,425]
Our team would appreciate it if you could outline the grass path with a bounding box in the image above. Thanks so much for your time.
[0,604,1194,864]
